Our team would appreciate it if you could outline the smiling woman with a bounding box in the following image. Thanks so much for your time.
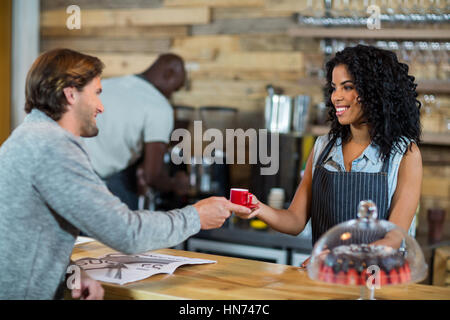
[0,0,11,146]
[330,65,364,126]
[324,45,421,161]
[234,45,423,258]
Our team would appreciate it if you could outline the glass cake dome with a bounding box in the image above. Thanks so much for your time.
[307,200,427,299]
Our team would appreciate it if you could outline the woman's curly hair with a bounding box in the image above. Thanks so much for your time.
[324,44,421,159]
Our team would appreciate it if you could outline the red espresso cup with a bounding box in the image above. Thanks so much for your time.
[229,188,258,209]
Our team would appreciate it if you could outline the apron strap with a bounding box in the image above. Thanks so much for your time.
[380,153,390,174]
[317,137,390,174]
[316,137,337,167]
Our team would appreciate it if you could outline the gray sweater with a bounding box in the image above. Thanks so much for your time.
[0,109,201,299]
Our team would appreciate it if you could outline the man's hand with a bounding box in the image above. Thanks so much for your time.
[193,197,252,230]
[71,269,104,300]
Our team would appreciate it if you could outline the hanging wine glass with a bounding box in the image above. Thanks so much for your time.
[360,0,371,17]
[439,42,450,80]
[392,0,408,24]
[380,0,395,25]
[399,0,413,25]
[349,0,361,19]
[330,0,343,17]
[410,0,427,23]
[388,41,401,60]
[302,0,315,17]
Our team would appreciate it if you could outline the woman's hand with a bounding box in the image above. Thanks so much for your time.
[232,195,261,220]
[369,229,404,249]
[300,249,330,269]
[300,256,311,269]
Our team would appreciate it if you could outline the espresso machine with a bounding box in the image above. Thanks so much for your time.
[143,105,195,211]
[190,106,238,198]
[251,85,311,206]
[157,105,237,210]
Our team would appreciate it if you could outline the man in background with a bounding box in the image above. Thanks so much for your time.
[83,53,189,210]
[0,49,252,300]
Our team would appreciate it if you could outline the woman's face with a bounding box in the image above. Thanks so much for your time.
[331,64,364,126]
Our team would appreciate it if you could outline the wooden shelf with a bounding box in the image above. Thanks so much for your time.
[300,78,450,94]
[288,27,450,40]
[308,125,450,146]
[421,132,450,146]
[417,80,450,94]
[298,77,325,87]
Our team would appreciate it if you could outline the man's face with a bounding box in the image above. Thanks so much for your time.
[73,76,104,137]
[174,66,186,92]
[164,64,186,99]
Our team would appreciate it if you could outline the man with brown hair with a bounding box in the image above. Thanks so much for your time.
[0,49,252,300]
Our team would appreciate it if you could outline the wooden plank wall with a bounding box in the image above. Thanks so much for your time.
[39,0,321,189]
[39,0,450,240]
[39,0,323,120]
[419,146,450,242]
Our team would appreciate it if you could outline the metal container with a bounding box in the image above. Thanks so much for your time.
[292,95,311,135]
[265,85,311,135]
[173,105,196,131]
[265,86,292,134]
[188,150,229,197]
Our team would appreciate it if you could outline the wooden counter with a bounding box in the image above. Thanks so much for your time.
[70,241,450,300]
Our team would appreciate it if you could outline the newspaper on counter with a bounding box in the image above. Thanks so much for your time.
[74,252,216,285]
[74,236,96,245]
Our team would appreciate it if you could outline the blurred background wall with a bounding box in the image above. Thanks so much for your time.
[37,0,450,243]
[11,0,40,130]
[0,0,11,145]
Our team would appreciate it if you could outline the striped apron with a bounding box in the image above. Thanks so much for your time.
[310,138,390,245]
